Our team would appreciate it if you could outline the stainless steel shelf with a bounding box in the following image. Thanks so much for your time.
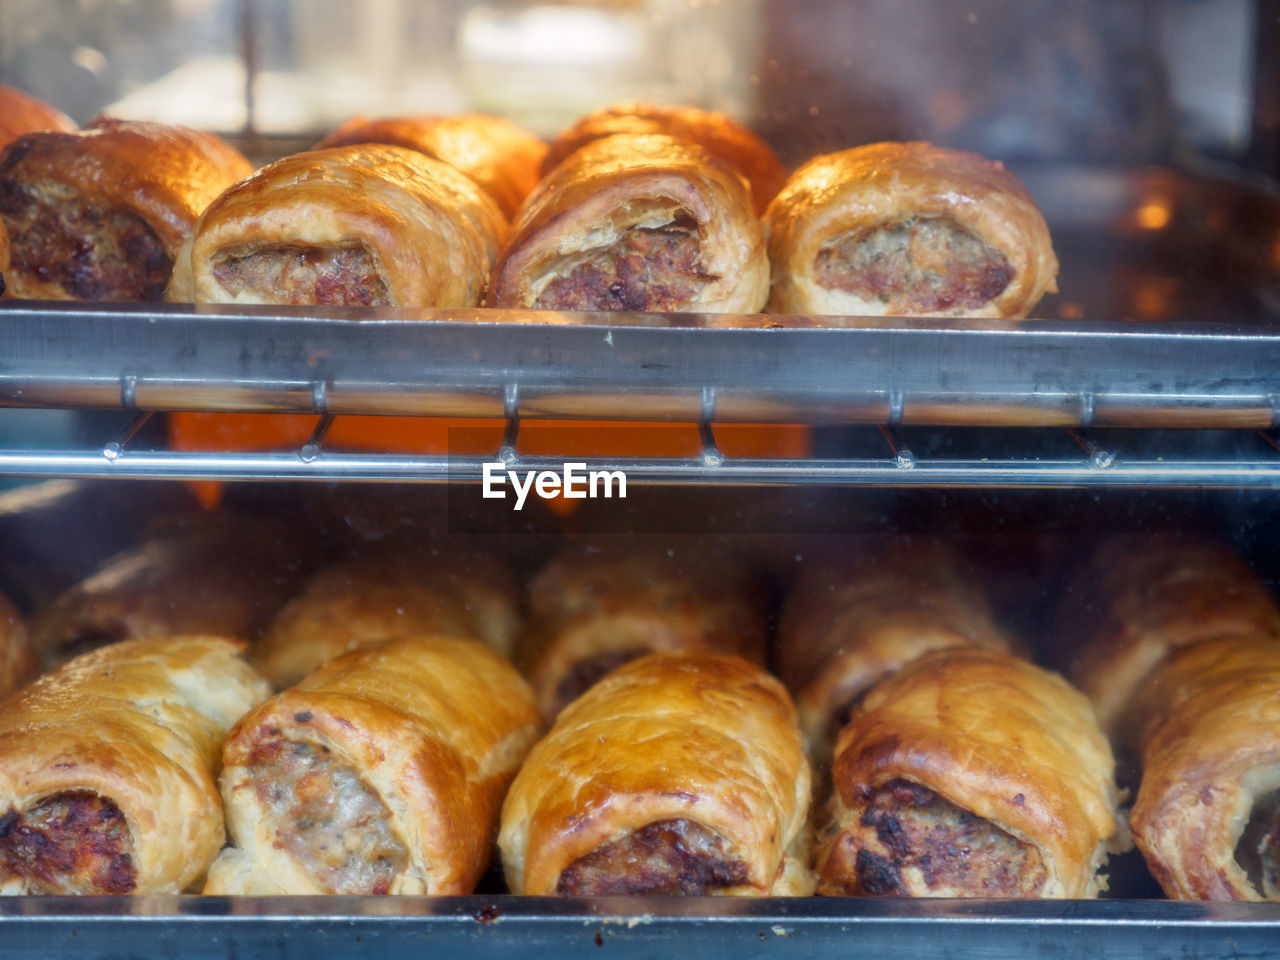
[0,895,1275,960]
[1,303,1279,428]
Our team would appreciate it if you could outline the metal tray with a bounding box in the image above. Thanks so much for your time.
[0,896,1277,960]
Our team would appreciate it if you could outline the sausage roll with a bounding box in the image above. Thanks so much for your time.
[205,636,540,895]
[1129,635,1280,901]
[764,141,1059,317]
[0,588,37,700]
[166,144,506,307]
[816,648,1119,898]
[520,542,767,720]
[499,653,813,896]
[0,84,75,148]
[1060,536,1280,741]
[0,636,269,894]
[0,118,251,301]
[778,538,1012,758]
[315,113,546,219]
[28,514,310,671]
[542,102,786,216]
[254,546,520,689]
[489,133,768,313]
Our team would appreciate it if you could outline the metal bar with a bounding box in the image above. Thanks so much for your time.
[3,449,1280,487]
[0,895,1274,960]
[298,414,334,463]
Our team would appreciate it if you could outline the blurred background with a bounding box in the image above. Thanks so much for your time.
[0,0,1276,175]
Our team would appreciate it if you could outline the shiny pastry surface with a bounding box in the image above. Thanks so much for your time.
[764,141,1058,318]
[316,113,546,219]
[167,144,506,307]
[490,133,768,313]
[206,636,539,895]
[1129,634,1280,901]
[815,647,1119,898]
[0,118,251,300]
[0,636,269,894]
[499,652,813,896]
[0,84,76,148]
[543,101,786,215]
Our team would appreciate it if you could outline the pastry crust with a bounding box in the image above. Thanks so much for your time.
[0,84,75,148]
[499,653,813,896]
[254,547,520,689]
[1129,635,1280,901]
[816,648,1119,898]
[0,118,251,300]
[543,102,786,216]
[0,588,37,700]
[0,637,269,894]
[778,538,1011,758]
[28,514,310,671]
[489,133,768,313]
[206,636,540,895]
[167,144,506,307]
[764,141,1058,318]
[519,542,767,720]
[315,113,546,219]
[1060,536,1280,742]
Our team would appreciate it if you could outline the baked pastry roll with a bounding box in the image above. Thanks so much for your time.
[1129,635,1280,901]
[254,546,520,689]
[764,141,1059,317]
[0,588,37,700]
[778,538,1011,758]
[815,648,1119,898]
[0,118,251,301]
[1060,536,1280,741]
[499,653,813,896]
[489,133,768,313]
[543,102,785,216]
[520,542,767,719]
[315,113,546,219]
[167,144,505,307]
[0,84,75,148]
[0,636,269,894]
[28,514,310,671]
[205,636,539,895]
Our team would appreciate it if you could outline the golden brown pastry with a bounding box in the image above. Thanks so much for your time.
[1060,536,1280,741]
[1129,635,1280,901]
[0,636,269,894]
[28,514,310,671]
[543,102,786,216]
[205,635,539,895]
[0,84,75,148]
[315,113,546,219]
[166,144,506,307]
[778,538,1012,758]
[519,542,767,720]
[764,141,1059,317]
[499,653,812,896]
[0,588,37,700]
[815,648,1119,898]
[0,118,251,300]
[254,546,521,689]
[0,220,9,298]
[489,133,768,313]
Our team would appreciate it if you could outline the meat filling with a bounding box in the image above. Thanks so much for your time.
[556,818,750,895]
[1237,788,1280,899]
[553,648,648,714]
[536,216,714,311]
[853,779,1046,897]
[248,739,407,894]
[213,245,390,306]
[815,216,1014,315]
[0,180,171,300]
[0,791,135,894]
